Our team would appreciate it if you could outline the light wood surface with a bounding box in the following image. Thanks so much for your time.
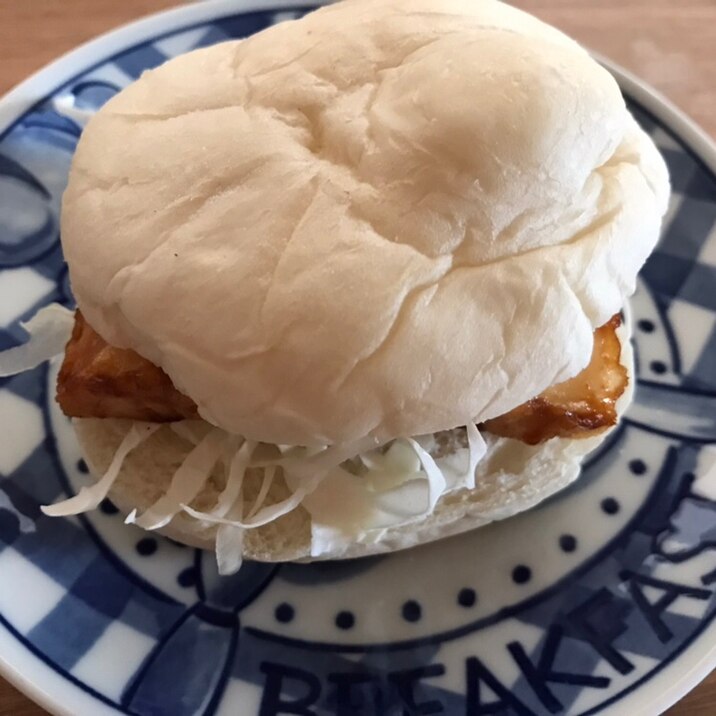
[0,1,715,714]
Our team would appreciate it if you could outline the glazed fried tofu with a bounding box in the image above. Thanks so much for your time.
[56,312,627,445]
[56,312,198,422]
[482,315,627,445]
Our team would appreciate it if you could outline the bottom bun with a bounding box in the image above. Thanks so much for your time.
[73,328,634,563]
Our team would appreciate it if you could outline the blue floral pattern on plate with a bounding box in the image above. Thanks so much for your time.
[1,4,716,715]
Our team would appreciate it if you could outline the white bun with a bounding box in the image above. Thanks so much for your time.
[62,0,668,446]
[71,324,634,562]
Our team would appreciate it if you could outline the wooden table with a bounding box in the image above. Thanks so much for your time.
[0,1,714,714]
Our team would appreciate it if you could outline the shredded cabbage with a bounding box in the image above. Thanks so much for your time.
[300,428,486,556]
[181,437,375,529]
[41,412,486,569]
[210,439,254,519]
[0,304,74,377]
[464,422,482,491]
[405,437,447,512]
[182,486,307,529]
[216,522,245,575]
[128,428,226,530]
[216,490,245,575]
[42,422,160,516]
[38,417,488,570]
[248,465,275,519]
[182,427,487,561]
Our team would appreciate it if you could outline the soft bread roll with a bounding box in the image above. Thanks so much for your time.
[73,327,634,562]
[61,0,669,447]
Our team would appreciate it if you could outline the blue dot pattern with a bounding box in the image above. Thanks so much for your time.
[275,603,295,624]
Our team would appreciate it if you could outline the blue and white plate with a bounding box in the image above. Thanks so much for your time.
[1,2,716,714]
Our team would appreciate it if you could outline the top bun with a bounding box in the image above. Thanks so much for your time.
[61,0,669,446]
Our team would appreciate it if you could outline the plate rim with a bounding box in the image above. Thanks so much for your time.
[1,3,715,715]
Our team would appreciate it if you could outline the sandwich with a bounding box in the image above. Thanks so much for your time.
[0,0,670,573]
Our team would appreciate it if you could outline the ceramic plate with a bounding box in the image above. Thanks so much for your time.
[1,2,716,714]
